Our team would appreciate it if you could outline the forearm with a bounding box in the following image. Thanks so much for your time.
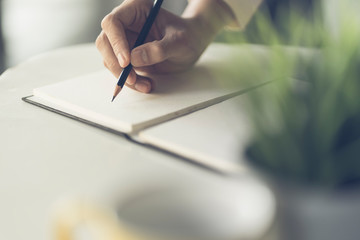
[184,0,263,31]
[182,0,235,36]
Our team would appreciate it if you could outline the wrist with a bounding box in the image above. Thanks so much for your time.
[182,0,235,35]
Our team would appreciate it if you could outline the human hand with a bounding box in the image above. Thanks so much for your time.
[96,0,234,93]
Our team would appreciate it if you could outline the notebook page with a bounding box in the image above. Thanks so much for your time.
[32,44,270,133]
[137,96,251,173]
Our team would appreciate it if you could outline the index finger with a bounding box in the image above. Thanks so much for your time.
[101,1,154,68]
[101,12,130,68]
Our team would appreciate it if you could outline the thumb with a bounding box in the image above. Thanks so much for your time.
[131,37,175,67]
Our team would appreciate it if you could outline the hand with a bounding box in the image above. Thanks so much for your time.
[96,0,234,93]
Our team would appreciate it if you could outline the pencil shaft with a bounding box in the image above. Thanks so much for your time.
[133,0,164,49]
[113,0,163,100]
[117,64,133,88]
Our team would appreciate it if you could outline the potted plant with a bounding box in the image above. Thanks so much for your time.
[243,3,360,240]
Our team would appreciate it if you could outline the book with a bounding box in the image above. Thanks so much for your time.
[23,43,270,173]
[138,95,251,173]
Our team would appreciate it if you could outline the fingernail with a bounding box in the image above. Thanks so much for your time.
[135,80,150,93]
[117,53,126,67]
[132,49,148,66]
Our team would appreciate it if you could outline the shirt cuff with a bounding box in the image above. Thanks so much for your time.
[223,0,263,30]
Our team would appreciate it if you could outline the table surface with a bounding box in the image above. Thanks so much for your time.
[0,44,276,240]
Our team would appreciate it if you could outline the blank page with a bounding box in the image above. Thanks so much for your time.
[138,96,251,173]
[31,44,269,133]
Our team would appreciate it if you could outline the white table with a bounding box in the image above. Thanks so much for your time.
[0,44,276,240]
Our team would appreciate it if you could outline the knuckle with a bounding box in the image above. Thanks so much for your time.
[107,60,120,72]
[153,41,167,60]
[101,13,115,29]
[172,31,193,49]
[111,40,124,54]
[174,30,187,41]
[95,33,106,49]
[176,32,197,55]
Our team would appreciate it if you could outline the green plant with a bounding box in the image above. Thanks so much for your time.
[244,3,360,189]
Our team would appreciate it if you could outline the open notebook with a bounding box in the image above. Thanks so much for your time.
[23,44,271,173]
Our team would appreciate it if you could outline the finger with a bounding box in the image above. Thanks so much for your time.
[100,0,154,68]
[131,40,167,67]
[127,69,137,86]
[103,61,137,86]
[125,74,152,93]
[96,32,122,77]
[101,13,131,68]
[130,31,187,67]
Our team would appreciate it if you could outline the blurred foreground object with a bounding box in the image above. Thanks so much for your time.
[244,2,360,240]
[52,178,275,240]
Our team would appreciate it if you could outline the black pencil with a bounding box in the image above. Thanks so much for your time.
[112,0,164,102]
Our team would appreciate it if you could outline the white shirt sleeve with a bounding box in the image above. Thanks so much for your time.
[223,0,263,30]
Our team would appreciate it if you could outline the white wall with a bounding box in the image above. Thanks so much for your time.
[6,0,356,69]
[1,0,186,68]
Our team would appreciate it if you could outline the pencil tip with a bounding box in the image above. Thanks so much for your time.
[112,85,122,102]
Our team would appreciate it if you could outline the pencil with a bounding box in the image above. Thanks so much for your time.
[112,0,164,102]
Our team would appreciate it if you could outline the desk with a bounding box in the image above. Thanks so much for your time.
[0,44,276,240]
